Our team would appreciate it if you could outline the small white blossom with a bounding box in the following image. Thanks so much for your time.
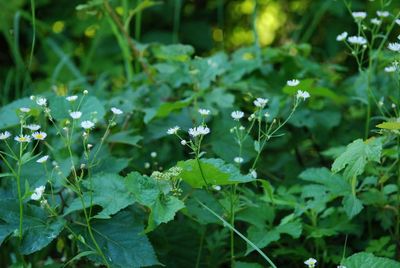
[264,112,270,118]
[181,140,187,145]
[336,31,348,41]
[0,131,11,140]
[40,199,48,208]
[70,111,82,119]
[231,111,244,120]
[167,126,180,135]
[81,120,95,130]
[151,152,157,158]
[304,258,317,268]
[83,90,88,94]
[352,11,367,20]
[212,185,221,191]
[396,19,400,26]
[287,79,300,87]
[36,155,49,163]
[234,157,244,164]
[66,95,78,102]
[87,144,93,149]
[31,185,45,201]
[253,98,268,108]
[111,107,123,115]
[144,162,151,169]
[385,65,397,72]
[36,97,47,106]
[14,135,31,143]
[348,36,367,45]
[239,126,245,131]
[32,131,47,140]
[188,126,210,137]
[377,10,389,17]
[198,109,211,116]
[337,266,347,268]
[388,42,400,52]
[370,18,381,25]
[20,107,31,113]
[30,95,35,100]
[250,169,257,179]
[297,90,311,100]
[25,124,41,131]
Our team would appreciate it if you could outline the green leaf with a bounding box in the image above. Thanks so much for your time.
[143,97,192,123]
[177,158,254,188]
[341,252,400,268]
[342,195,363,219]
[331,138,382,180]
[146,195,184,232]
[376,121,400,130]
[64,173,135,219]
[299,168,351,195]
[107,131,142,147]
[125,172,159,206]
[78,211,159,268]
[152,44,194,61]
[0,98,32,129]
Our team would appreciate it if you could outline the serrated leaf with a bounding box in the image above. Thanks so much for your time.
[342,195,363,219]
[376,121,400,130]
[177,158,254,188]
[341,252,400,268]
[332,138,382,180]
[146,195,184,232]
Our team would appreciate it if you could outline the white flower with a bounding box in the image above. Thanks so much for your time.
[40,199,48,208]
[31,185,45,201]
[231,111,244,120]
[348,36,367,45]
[253,98,268,108]
[188,126,210,137]
[36,155,49,163]
[151,152,157,158]
[111,107,123,115]
[32,131,47,140]
[396,19,400,25]
[87,144,93,149]
[234,157,244,164]
[385,65,397,72]
[337,266,347,268]
[83,90,88,94]
[66,95,78,102]
[14,135,31,143]
[264,112,270,118]
[388,42,400,52]
[25,124,41,131]
[81,120,95,130]
[0,131,11,140]
[36,97,47,106]
[336,31,348,41]
[212,185,221,191]
[167,126,180,135]
[144,162,151,169]
[377,10,389,17]
[20,107,31,113]
[287,79,300,87]
[30,95,35,100]
[371,18,382,25]
[297,90,310,100]
[70,111,82,119]
[198,109,211,116]
[250,169,257,178]
[304,258,317,268]
[181,140,187,145]
[352,11,367,20]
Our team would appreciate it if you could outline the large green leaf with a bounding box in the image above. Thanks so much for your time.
[299,167,351,195]
[341,252,400,268]
[332,138,382,180]
[0,98,33,129]
[342,195,363,219]
[78,211,159,268]
[146,195,184,232]
[177,158,254,188]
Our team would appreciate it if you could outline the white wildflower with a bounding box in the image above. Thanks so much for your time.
[250,169,257,179]
[111,107,123,115]
[212,185,221,191]
[388,42,400,52]
[144,162,151,169]
[385,65,397,72]
[14,135,31,143]
[69,111,82,119]
[181,140,187,145]
[234,157,244,164]
[32,131,47,140]
[377,10,389,17]
[83,90,88,94]
[287,79,300,87]
[188,126,210,137]
[31,185,45,201]
[20,107,31,113]
[25,124,41,131]
[231,111,244,120]
[297,90,311,100]
[264,112,270,118]
[66,95,78,102]
[352,11,367,20]
[396,19,400,25]
[370,18,381,25]
[336,31,348,41]
[198,109,211,116]
[36,97,47,106]
[81,120,95,130]
[151,152,157,158]
[36,155,49,163]
[0,131,11,140]
[304,258,317,268]
[167,126,180,135]
[348,36,367,45]
[253,98,268,108]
